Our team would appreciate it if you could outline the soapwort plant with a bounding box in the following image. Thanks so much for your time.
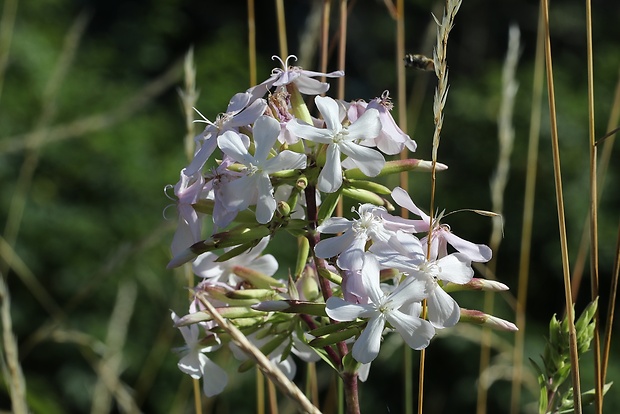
[165,50,517,413]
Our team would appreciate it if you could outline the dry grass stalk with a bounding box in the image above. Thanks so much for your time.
[91,281,138,414]
[510,6,546,413]
[477,24,520,414]
[541,0,582,411]
[197,292,322,414]
[0,274,28,414]
[421,1,462,413]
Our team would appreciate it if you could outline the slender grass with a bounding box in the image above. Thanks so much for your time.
[90,281,138,414]
[510,6,546,413]
[248,0,257,86]
[392,0,415,412]
[179,48,203,414]
[335,0,347,218]
[541,0,582,412]
[275,0,288,60]
[601,223,620,384]
[584,0,602,412]
[0,273,28,414]
[423,1,462,413]
[477,25,520,414]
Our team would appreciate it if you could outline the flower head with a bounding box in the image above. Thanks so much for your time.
[171,312,228,397]
[391,186,492,262]
[348,91,417,155]
[218,116,307,223]
[325,254,434,363]
[247,55,344,102]
[287,96,384,193]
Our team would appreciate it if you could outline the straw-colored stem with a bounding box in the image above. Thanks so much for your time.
[541,1,582,412]
[0,274,28,414]
[396,0,409,212]
[510,7,545,413]
[601,222,620,383]
[257,369,265,414]
[268,380,279,414]
[417,301,427,414]
[422,2,461,413]
[319,0,331,77]
[275,0,288,59]
[335,0,347,218]
[585,0,602,411]
[394,0,413,412]
[179,48,202,414]
[248,0,257,86]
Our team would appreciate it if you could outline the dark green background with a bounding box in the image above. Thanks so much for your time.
[1,0,618,412]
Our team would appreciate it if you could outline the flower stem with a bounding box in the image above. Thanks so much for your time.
[343,372,360,414]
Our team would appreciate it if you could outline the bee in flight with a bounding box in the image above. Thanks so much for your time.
[404,54,435,72]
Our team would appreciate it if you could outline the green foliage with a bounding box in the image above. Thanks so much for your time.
[531,299,612,413]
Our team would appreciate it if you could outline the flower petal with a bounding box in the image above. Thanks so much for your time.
[315,96,343,132]
[339,142,385,177]
[443,231,492,262]
[317,217,353,234]
[389,277,428,308]
[387,310,434,350]
[315,231,356,260]
[201,357,229,397]
[325,297,371,321]
[360,254,383,304]
[264,150,307,173]
[436,253,474,284]
[346,108,381,141]
[427,287,460,328]
[255,173,276,224]
[218,130,253,165]
[391,187,430,225]
[352,315,385,363]
[318,144,343,193]
[252,116,281,161]
[178,352,203,379]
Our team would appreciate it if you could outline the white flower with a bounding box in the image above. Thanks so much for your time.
[185,93,268,176]
[169,169,206,255]
[325,254,434,363]
[287,96,384,193]
[170,312,228,397]
[391,186,492,262]
[348,91,417,155]
[379,252,474,328]
[315,203,419,271]
[247,55,344,102]
[193,237,277,286]
[218,115,307,223]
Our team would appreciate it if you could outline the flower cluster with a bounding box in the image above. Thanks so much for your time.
[167,55,515,397]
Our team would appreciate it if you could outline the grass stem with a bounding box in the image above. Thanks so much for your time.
[541,0,582,411]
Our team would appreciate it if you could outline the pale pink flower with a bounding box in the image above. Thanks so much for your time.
[287,96,384,193]
[247,55,344,102]
[170,312,227,397]
[391,186,492,262]
[348,91,417,155]
[325,254,434,363]
[218,116,307,223]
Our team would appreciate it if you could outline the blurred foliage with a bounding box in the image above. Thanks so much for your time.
[0,0,618,413]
